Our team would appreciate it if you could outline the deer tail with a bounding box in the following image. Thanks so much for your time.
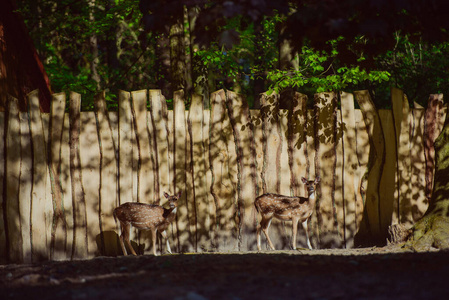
[254,199,260,213]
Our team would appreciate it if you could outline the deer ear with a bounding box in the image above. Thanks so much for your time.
[315,177,321,183]
[177,191,182,198]
[301,177,307,183]
[164,192,169,198]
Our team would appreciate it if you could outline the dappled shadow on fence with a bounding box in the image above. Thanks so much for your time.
[0,88,444,263]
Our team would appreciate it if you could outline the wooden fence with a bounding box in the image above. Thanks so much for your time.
[0,88,446,263]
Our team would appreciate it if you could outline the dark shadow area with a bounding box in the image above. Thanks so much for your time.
[2,250,449,299]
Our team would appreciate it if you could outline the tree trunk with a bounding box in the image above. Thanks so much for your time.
[170,19,186,93]
[88,0,101,91]
[406,115,449,251]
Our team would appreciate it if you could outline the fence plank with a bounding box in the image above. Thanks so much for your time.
[5,96,23,263]
[226,91,258,251]
[260,92,281,193]
[287,93,311,249]
[49,93,66,260]
[189,94,212,251]
[252,110,263,197]
[306,109,318,247]
[185,109,197,251]
[79,111,100,257]
[19,112,32,263]
[354,90,385,243]
[69,92,88,259]
[279,109,291,196]
[378,110,398,232]
[410,108,427,222]
[150,90,170,204]
[166,109,179,252]
[94,92,119,256]
[314,92,339,247]
[391,88,413,228]
[260,93,288,249]
[131,90,153,205]
[287,93,308,197]
[173,90,193,252]
[335,110,344,246]
[210,90,238,251]
[354,109,368,235]
[0,111,5,263]
[60,114,73,259]
[28,90,51,262]
[119,90,134,205]
[424,94,444,202]
[340,92,357,248]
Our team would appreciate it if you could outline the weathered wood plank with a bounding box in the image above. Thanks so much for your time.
[0,111,6,263]
[334,110,344,246]
[61,114,73,259]
[314,92,339,247]
[94,92,119,256]
[166,108,179,252]
[118,90,134,205]
[5,96,23,263]
[203,108,216,250]
[131,90,153,205]
[354,109,369,236]
[391,88,412,228]
[378,110,398,230]
[410,108,427,222]
[49,93,67,260]
[79,111,100,257]
[260,93,290,249]
[226,91,258,251]
[150,90,170,204]
[173,90,194,252]
[287,92,308,198]
[19,112,32,263]
[185,109,197,251]
[189,94,212,251]
[279,109,291,196]
[354,90,385,244]
[306,108,318,248]
[210,90,238,251]
[340,92,357,248]
[28,90,51,262]
[69,92,88,259]
[424,94,444,203]
[260,92,281,194]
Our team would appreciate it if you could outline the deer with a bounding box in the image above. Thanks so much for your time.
[254,177,320,251]
[113,191,181,256]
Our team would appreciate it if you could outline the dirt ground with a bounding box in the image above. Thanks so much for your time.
[1,246,449,300]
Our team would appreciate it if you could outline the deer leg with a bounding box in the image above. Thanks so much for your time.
[292,217,299,250]
[122,223,138,256]
[261,217,276,250]
[160,230,172,254]
[302,219,312,249]
[118,223,129,256]
[256,219,263,251]
[151,228,159,256]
